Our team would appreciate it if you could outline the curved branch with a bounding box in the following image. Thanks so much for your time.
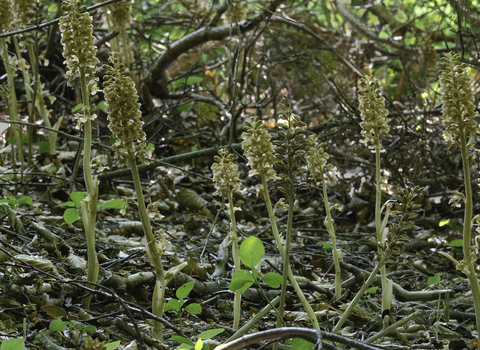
[269,16,364,78]
[333,0,420,54]
[147,0,284,97]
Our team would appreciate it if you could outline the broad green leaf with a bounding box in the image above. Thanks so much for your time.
[185,303,202,314]
[105,341,121,350]
[17,196,33,207]
[147,143,155,151]
[165,299,180,313]
[101,199,124,210]
[285,338,314,350]
[229,270,255,291]
[64,208,80,225]
[195,338,203,350]
[444,239,463,247]
[0,338,24,350]
[50,319,68,331]
[176,281,195,300]
[70,192,88,208]
[197,328,224,340]
[38,141,50,154]
[367,286,379,294]
[97,101,106,110]
[261,272,284,288]
[239,236,265,269]
[84,325,96,333]
[171,335,195,346]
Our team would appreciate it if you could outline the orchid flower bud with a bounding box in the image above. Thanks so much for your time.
[242,116,278,182]
[357,76,390,150]
[211,148,240,196]
[103,52,150,167]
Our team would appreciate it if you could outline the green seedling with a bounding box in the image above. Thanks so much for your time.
[49,318,120,349]
[59,192,124,224]
[317,241,332,253]
[165,281,202,328]
[0,196,32,212]
[229,236,284,293]
[172,328,224,350]
[427,273,442,286]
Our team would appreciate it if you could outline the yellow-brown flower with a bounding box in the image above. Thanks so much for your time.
[103,52,149,166]
[439,52,478,153]
[212,148,240,196]
[242,116,278,182]
[358,76,390,149]
[59,0,99,91]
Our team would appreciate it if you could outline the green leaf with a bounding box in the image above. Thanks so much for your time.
[50,319,68,331]
[439,219,450,227]
[101,199,124,210]
[427,273,442,286]
[38,141,50,154]
[239,236,265,269]
[147,143,155,151]
[84,325,96,333]
[197,328,224,340]
[229,270,255,292]
[105,341,121,350]
[175,103,192,112]
[0,338,24,350]
[186,76,203,85]
[165,299,180,314]
[367,286,379,294]
[47,3,57,12]
[64,208,80,225]
[184,303,202,314]
[444,239,463,247]
[261,272,284,288]
[97,101,106,110]
[70,192,88,208]
[285,338,314,350]
[171,335,195,346]
[16,196,32,207]
[59,201,76,207]
[72,103,84,113]
[195,338,203,350]
[317,241,332,253]
[176,281,195,300]
[109,135,116,145]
